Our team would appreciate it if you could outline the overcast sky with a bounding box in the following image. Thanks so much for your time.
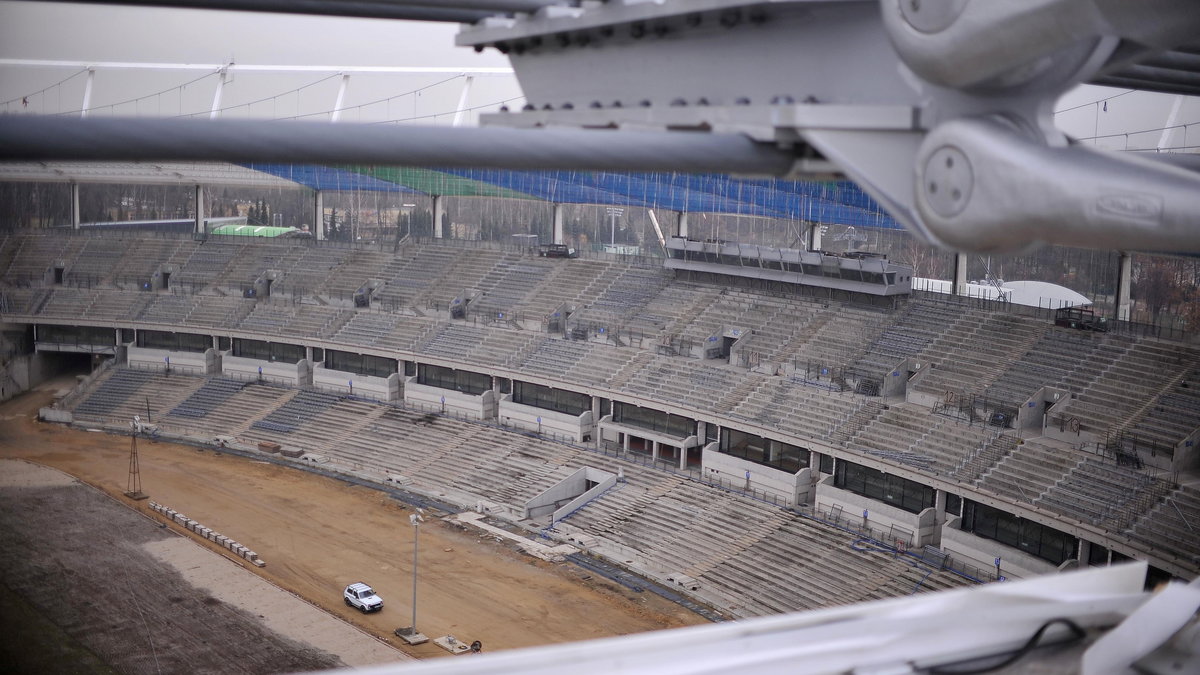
[0,0,1196,147]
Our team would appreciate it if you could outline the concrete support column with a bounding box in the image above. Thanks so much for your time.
[1077,539,1093,568]
[677,211,689,238]
[552,203,564,245]
[622,433,630,451]
[314,190,325,240]
[651,440,659,462]
[1116,251,1132,321]
[806,223,822,251]
[194,184,205,234]
[70,183,80,229]
[934,489,948,525]
[953,252,968,296]
[432,194,445,239]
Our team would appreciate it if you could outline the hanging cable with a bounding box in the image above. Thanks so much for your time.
[371,95,525,125]
[1,68,89,108]
[280,74,466,121]
[1074,120,1198,143]
[175,72,342,118]
[58,69,220,116]
[926,617,1087,675]
[1053,89,1135,115]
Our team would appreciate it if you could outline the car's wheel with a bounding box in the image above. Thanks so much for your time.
[344,597,352,607]
[359,605,368,613]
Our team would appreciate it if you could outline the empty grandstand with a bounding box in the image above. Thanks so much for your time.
[1,227,1196,610]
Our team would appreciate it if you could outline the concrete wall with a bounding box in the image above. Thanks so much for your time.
[597,415,698,449]
[550,468,617,523]
[222,354,311,386]
[880,358,911,398]
[498,395,594,443]
[904,360,939,407]
[1015,386,1069,433]
[1176,428,1200,473]
[313,366,401,402]
[39,407,73,423]
[404,377,496,420]
[815,476,937,547]
[940,516,1059,580]
[524,466,616,520]
[128,346,216,376]
[702,445,807,506]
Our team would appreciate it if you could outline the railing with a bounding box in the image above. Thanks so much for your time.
[808,503,992,582]
[126,361,207,377]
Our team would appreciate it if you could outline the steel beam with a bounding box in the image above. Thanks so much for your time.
[0,116,800,175]
[20,0,496,23]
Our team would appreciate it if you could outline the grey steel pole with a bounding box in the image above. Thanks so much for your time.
[0,116,800,176]
[411,518,419,632]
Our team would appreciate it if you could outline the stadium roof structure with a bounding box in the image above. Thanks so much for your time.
[246,163,905,229]
[0,161,298,188]
[0,159,904,230]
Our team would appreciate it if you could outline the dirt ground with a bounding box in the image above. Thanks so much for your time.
[0,379,706,668]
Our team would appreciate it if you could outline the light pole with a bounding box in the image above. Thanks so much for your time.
[410,512,421,631]
[395,510,428,645]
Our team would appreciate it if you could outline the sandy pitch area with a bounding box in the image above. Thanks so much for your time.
[0,381,706,668]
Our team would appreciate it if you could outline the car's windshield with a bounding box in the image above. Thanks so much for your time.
[359,589,374,597]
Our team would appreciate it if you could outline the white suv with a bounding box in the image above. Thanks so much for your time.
[343,583,383,613]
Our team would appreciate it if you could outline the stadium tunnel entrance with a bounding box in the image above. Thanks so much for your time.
[1,349,101,403]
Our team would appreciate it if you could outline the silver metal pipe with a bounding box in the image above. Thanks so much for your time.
[388,0,564,12]
[19,0,495,24]
[0,116,800,175]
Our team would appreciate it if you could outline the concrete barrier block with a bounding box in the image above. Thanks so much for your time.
[251,559,266,568]
[39,407,73,423]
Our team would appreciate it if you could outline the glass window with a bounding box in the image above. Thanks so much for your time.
[961,500,1078,566]
[137,329,209,353]
[232,337,269,360]
[37,324,116,347]
[326,349,397,378]
[945,492,963,517]
[612,402,694,438]
[417,363,490,395]
[833,461,936,514]
[512,381,591,416]
[232,338,303,364]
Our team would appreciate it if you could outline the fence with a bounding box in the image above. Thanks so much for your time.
[912,284,1191,343]
[126,360,207,378]
[932,391,1018,429]
[810,503,994,583]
